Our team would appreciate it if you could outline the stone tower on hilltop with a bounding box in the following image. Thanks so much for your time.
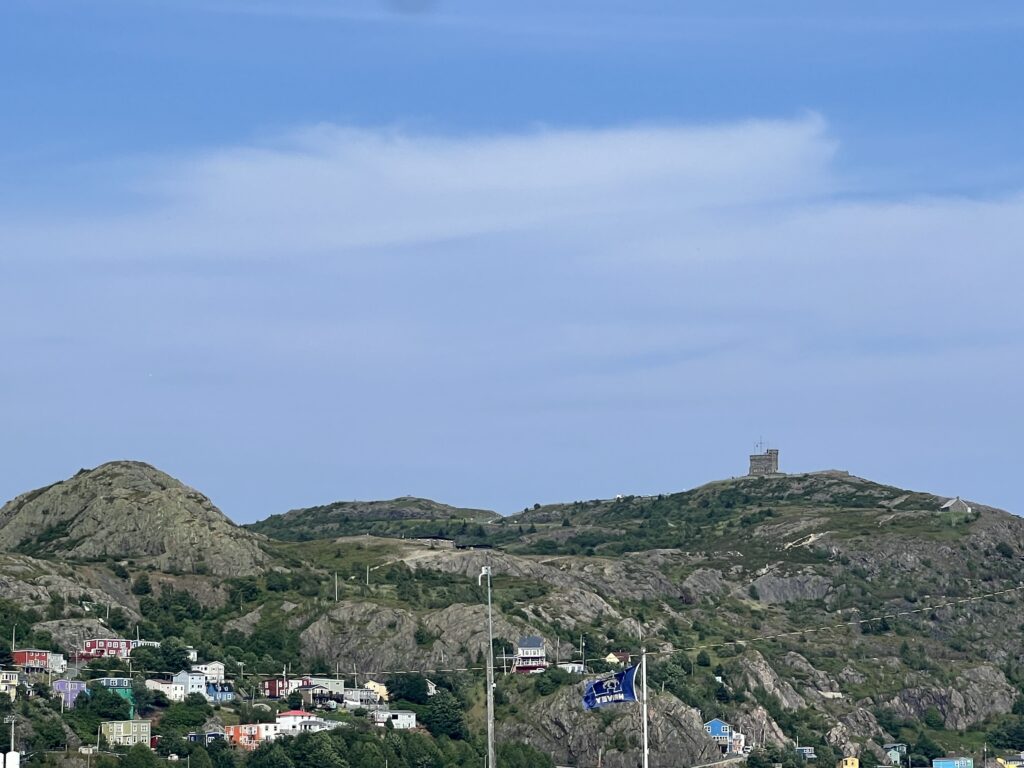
[748,445,780,476]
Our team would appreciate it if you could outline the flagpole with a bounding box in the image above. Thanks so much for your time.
[641,646,649,768]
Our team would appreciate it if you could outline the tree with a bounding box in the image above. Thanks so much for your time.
[286,690,304,710]
[189,747,215,768]
[914,732,945,761]
[132,573,153,595]
[388,674,430,705]
[747,749,776,768]
[498,742,555,768]
[422,689,468,739]
[122,742,161,768]
[289,732,349,768]
[696,650,712,667]
[248,742,295,768]
[923,707,944,729]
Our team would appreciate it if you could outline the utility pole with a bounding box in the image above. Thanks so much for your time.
[5,714,15,753]
[334,572,339,602]
[478,566,496,768]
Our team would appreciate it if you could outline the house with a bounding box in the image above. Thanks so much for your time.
[885,745,909,766]
[145,679,186,703]
[52,679,88,709]
[13,649,67,674]
[187,731,225,746]
[515,636,547,672]
[224,723,280,751]
[604,652,631,667]
[933,760,973,768]
[557,662,586,675]
[260,676,295,700]
[372,710,417,730]
[0,670,21,701]
[193,661,225,684]
[172,670,208,699]
[276,710,339,736]
[364,680,390,702]
[184,647,199,663]
[96,677,136,717]
[940,497,972,517]
[341,687,386,711]
[101,720,152,747]
[205,682,235,703]
[295,684,332,709]
[705,719,746,755]
[82,638,160,660]
[837,758,859,768]
[302,677,349,696]
[424,679,439,697]
[796,746,818,761]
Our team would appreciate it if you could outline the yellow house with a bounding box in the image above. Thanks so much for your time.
[837,758,859,768]
[365,680,390,702]
[997,759,1023,768]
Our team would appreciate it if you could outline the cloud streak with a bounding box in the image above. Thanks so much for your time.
[2,115,1022,519]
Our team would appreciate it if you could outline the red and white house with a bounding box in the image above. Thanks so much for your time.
[12,649,67,674]
[259,676,297,699]
[81,638,160,660]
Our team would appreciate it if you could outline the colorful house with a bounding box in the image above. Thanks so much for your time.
[933,760,973,768]
[96,677,136,717]
[705,719,746,755]
[172,670,207,698]
[101,720,151,747]
[838,758,860,768]
[224,723,279,751]
[52,679,88,709]
[13,649,67,674]
[205,682,235,703]
[82,638,160,660]
[259,676,295,699]
[0,670,21,701]
[364,680,390,702]
[796,746,818,761]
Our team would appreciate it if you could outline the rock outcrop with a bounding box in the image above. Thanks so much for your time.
[0,461,266,576]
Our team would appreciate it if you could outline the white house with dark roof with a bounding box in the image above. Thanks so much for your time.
[515,636,547,672]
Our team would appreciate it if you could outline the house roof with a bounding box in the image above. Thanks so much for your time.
[518,636,545,648]
[278,710,312,717]
[705,718,729,727]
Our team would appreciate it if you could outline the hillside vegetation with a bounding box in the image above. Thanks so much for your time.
[1,462,1023,768]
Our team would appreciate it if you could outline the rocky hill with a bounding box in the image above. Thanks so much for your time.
[3,463,1024,768]
[0,460,267,576]
[246,495,500,541]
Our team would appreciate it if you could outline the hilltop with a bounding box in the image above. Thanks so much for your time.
[247,495,500,541]
[2,461,1024,768]
[0,460,267,576]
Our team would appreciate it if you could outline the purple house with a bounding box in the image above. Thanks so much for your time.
[52,679,88,709]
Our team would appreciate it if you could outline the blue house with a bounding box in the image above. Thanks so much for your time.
[704,719,747,754]
[206,682,235,703]
[934,760,973,768]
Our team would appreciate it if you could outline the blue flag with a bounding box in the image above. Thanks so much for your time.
[582,665,639,710]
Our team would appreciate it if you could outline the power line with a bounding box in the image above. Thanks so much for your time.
[47,583,1023,680]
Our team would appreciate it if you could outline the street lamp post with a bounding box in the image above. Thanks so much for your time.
[478,566,496,768]
[4,714,15,753]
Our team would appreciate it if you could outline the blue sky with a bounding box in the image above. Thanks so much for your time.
[2,0,1023,522]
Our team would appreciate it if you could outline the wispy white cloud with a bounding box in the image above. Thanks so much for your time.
[2,115,1022,516]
